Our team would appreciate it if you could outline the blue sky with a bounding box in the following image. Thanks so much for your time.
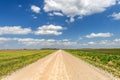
[0,0,120,49]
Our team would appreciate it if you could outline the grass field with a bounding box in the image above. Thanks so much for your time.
[0,49,56,78]
[66,49,120,77]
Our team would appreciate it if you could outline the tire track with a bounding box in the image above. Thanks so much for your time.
[48,51,69,80]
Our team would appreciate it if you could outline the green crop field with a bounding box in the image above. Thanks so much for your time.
[66,49,120,77]
[0,49,56,79]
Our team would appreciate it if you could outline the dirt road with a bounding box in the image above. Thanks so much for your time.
[2,50,120,80]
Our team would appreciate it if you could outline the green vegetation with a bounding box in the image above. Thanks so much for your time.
[66,49,120,77]
[0,50,56,78]
[79,49,120,55]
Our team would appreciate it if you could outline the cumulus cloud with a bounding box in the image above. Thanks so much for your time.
[86,32,113,38]
[87,41,96,45]
[0,26,31,35]
[0,37,77,47]
[17,38,45,46]
[110,12,120,20]
[31,5,40,13]
[17,38,119,48]
[114,39,120,42]
[18,38,120,48]
[79,39,120,48]
[34,24,65,36]
[0,25,65,36]
[44,0,116,22]
[0,37,120,49]
[92,39,120,46]
[20,39,76,47]
[62,39,69,42]
[0,37,11,42]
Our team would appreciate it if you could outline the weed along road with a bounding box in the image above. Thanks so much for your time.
[2,50,120,80]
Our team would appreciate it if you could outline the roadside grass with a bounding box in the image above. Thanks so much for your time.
[66,49,120,78]
[0,50,56,79]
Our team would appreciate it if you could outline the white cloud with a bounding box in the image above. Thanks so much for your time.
[92,39,120,46]
[0,37,17,44]
[118,1,120,4]
[16,38,120,47]
[18,5,22,8]
[53,12,64,16]
[33,16,38,19]
[79,39,120,48]
[31,5,40,13]
[17,38,119,48]
[19,38,76,46]
[88,41,96,45]
[114,39,120,42]
[17,38,45,46]
[62,39,69,42]
[60,41,77,46]
[0,37,120,49]
[32,15,38,19]
[44,0,116,22]
[117,0,120,4]
[0,37,77,47]
[47,39,56,42]
[48,13,54,16]
[34,24,65,35]
[0,26,31,35]
[0,37,11,42]
[70,17,75,22]
[49,12,64,16]
[0,25,65,36]
[99,40,109,45]
[86,32,113,38]
[110,12,120,20]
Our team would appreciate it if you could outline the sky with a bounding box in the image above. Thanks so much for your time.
[0,0,120,49]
